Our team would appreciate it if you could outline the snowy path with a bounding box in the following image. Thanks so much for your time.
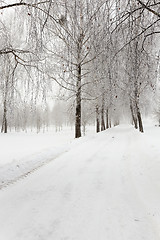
[0,125,160,240]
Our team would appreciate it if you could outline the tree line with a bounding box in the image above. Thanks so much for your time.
[0,0,159,136]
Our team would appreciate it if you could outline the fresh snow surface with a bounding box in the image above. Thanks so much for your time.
[0,124,160,240]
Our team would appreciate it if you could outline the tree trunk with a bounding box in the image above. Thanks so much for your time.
[135,102,144,132]
[101,112,105,131]
[75,63,81,138]
[101,95,105,131]
[106,108,109,129]
[130,100,138,129]
[134,77,143,133]
[1,100,7,133]
[96,105,100,133]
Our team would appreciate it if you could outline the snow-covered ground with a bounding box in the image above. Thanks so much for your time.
[0,124,160,240]
[0,126,95,188]
[0,128,74,188]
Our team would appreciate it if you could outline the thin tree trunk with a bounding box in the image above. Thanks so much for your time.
[134,79,143,133]
[130,100,138,129]
[75,63,81,138]
[136,103,144,133]
[96,105,100,133]
[101,95,105,131]
[106,108,109,129]
[75,6,83,138]
[1,100,7,133]
[101,112,105,131]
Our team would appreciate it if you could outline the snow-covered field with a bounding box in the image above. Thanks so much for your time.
[0,124,160,240]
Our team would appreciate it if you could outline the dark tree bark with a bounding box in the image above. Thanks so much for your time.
[101,94,105,131]
[130,99,138,129]
[1,100,8,133]
[1,75,9,134]
[136,102,144,132]
[96,105,100,133]
[134,77,143,133]
[106,108,109,129]
[75,63,81,138]
[101,113,105,131]
[133,34,144,133]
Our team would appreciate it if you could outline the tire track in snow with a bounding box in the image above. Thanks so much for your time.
[0,149,68,191]
[0,132,115,191]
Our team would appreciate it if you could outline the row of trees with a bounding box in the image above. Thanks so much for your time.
[0,0,159,136]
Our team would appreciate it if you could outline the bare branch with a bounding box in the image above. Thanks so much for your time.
[136,0,160,18]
